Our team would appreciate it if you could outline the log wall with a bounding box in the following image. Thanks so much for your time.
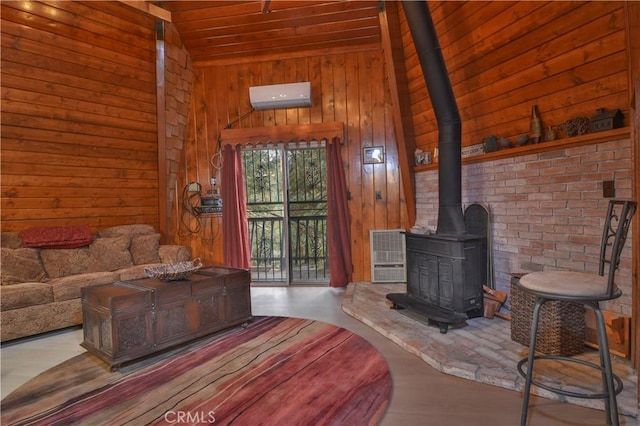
[1,1,158,232]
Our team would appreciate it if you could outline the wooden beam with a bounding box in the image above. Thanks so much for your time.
[156,19,168,241]
[624,1,640,407]
[193,43,380,68]
[378,1,416,226]
[118,1,172,22]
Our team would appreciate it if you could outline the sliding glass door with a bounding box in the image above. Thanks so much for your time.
[243,146,328,285]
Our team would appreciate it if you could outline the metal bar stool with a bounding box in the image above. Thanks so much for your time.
[515,199,637,426]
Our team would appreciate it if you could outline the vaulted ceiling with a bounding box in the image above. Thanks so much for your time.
[154,1,382,65]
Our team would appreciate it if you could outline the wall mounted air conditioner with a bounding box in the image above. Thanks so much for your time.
[249,82,311,110]
[370,229,407,283]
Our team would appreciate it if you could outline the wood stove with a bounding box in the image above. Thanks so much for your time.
[386,1,486,332]
[389,232,486,333]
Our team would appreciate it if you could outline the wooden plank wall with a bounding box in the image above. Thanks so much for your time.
[400,1,629,154]
[174,51,410,281]
[626,1,640,377]
[1,1,158,233]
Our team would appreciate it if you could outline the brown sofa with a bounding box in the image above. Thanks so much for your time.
[0,224,191,342]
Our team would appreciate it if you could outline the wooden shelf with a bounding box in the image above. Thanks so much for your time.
[415,127,630,172]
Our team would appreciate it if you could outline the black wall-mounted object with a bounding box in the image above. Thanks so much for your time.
[590,108,624,133]
[200,196,222,214]
[603,180,616,198]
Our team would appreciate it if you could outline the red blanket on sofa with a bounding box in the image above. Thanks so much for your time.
[19,225,94,249]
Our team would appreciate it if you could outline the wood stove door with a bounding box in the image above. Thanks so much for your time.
[436,257,458,311]
[426,256,440,305]
[406,250,423,297]
[407,250,436,303]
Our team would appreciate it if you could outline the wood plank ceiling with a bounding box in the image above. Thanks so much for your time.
[155,1,382,65]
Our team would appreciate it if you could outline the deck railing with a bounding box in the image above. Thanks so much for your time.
[248,216,328,283]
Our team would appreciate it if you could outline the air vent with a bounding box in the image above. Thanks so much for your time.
[370,230,406,283]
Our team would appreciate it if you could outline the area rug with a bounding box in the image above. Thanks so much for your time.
[1,316,392,426]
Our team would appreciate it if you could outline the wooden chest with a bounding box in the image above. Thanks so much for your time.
[81,266,251,368]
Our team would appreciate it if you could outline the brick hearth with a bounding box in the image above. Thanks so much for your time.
[341,282,638,419]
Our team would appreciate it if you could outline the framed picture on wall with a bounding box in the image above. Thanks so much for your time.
[363,147,385,164]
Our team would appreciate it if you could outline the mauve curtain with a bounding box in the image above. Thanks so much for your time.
[327,137,353,287]
[221,144,251,269]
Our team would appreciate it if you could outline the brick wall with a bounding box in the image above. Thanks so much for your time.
[415,137,634,316]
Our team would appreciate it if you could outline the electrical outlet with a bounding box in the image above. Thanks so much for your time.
[187,182,200,192]
[603,180,615,198]
[375,190,382,200]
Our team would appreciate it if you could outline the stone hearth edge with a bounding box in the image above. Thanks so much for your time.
[341,282,638,418]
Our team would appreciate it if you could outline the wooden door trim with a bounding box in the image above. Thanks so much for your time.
[378,1,416,226]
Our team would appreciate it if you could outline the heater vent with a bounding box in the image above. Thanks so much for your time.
[370,230,406,283]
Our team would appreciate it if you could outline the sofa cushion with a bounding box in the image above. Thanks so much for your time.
[1,299,81,342]
[50,271,120,302]
[118,264,158,281]
[1,248,46,285]
[130,234,162,265]
[40,248,90,279]
[0,283,53,311]
[88,236,133,272]
[97,224,156,239]
[1,232,23,249]
[19,225,94,249]
[159,245,192,264]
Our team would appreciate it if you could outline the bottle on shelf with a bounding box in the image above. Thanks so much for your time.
[529,105,542,143]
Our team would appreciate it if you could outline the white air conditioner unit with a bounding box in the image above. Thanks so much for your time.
[249,82,311,110]
[370,229,407,283]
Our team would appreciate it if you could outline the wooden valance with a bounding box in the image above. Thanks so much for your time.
[220,122,344,146]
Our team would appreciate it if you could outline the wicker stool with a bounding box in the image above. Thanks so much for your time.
[510,274,585,356]
[515,200,636,426]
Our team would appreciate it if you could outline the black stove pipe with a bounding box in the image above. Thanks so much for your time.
[402,1,466,236]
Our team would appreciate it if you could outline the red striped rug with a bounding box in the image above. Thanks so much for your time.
[2,317,392,425]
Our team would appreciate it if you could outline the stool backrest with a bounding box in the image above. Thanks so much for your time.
[600,200,637,294]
